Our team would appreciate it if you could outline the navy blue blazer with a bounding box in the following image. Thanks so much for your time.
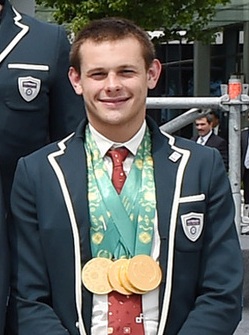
[7,117,243,335]
[0,1,84,208]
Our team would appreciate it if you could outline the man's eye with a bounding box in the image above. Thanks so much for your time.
[122,69,134,74]
[91,73,106,79]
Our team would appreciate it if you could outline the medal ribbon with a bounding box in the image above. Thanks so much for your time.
[84,126,156,259]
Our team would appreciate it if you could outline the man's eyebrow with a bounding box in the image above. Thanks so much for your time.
[85,67,105,74]
[119,64,137,69]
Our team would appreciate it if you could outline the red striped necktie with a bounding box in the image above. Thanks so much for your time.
[107,147,129,194]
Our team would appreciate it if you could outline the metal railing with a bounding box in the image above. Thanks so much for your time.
[146,78,249,234]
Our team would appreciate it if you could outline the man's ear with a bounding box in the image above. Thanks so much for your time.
[68,67,83,95]
[147,59,162,90]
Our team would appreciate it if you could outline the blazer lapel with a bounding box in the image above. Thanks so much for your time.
[205,132,213,146]
[47,121,92,335]
[0,3,29,63]
[51,128,92,262]
[148,118,191,335]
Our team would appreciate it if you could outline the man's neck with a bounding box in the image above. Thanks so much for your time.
[0,5,3,12]
[202,130,213,140]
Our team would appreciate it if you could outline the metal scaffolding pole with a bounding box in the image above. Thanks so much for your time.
[227,78,242,234]
[147,97,221,110]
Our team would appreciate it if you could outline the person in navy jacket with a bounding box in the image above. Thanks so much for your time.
[6,17,243,335]
[0,0,85,208]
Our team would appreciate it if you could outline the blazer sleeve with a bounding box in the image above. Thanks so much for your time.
[178,150,243,335]
[48,26,85,141]
[6,159,68,334]
[0,175,8,335]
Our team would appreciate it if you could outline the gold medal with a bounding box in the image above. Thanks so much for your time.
[126,255,162,292]
[82,255,162,295]
[119,259,146,294]
[82,258,113,294]
[108,259,132,295]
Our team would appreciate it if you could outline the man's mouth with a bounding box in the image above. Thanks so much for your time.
[100,97,129,103]
[99,97,130,107]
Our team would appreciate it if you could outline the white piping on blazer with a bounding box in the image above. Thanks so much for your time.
[48,133,87,335]
[157,131,190,335]
[0,7,29,63]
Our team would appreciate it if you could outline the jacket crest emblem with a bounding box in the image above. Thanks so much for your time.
[18,76,41,102]
[181,212,204,242]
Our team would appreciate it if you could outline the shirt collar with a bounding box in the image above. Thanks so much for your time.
[202,129,213,142]
[88,121,146,158]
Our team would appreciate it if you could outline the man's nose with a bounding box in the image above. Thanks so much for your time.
[105,73,121,91]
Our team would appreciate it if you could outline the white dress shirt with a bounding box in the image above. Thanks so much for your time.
[89,122,160,335]
[197,130,213,145]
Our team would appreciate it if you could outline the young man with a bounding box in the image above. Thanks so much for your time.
[6,17,243,335]
[0,0,84,209]
[192,113,228,171]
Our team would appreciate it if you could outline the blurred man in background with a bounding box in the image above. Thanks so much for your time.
[192,113,228,171]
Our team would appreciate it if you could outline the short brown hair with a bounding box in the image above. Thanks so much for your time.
[196,114,213,124]
[70,17,156,74]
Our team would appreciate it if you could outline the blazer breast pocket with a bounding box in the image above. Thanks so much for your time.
[175,193,206,252]
[5,63,50,111]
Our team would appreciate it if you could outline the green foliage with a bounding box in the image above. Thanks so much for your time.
[36,0,230,42]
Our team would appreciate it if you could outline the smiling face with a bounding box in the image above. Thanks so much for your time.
[69,37,161,142]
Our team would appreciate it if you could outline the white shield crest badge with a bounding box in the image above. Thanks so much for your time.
[181,212,204,242]
[18,76,41,102]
